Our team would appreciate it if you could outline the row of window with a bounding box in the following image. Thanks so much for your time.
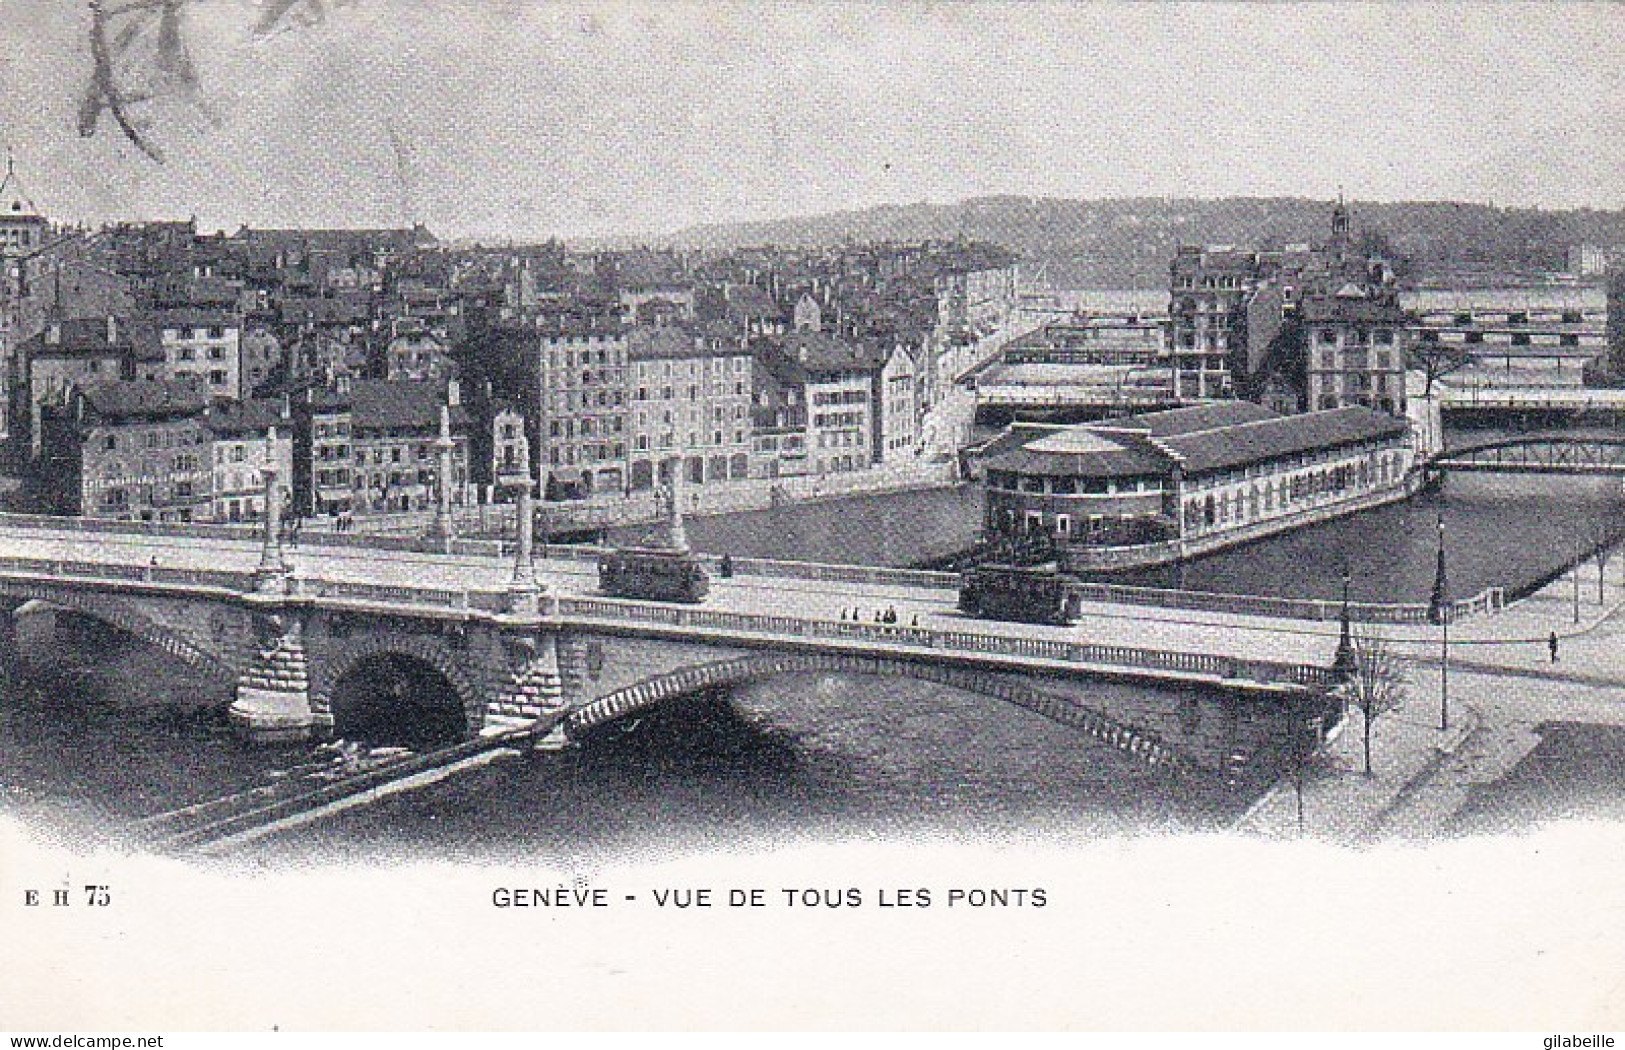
[1183,453,1402,532]
[632,357,748,378]
[96,428,203,452]
[632,382,747,401]
[550,417,626,438]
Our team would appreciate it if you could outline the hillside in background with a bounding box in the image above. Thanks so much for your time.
[662,196,1625,288]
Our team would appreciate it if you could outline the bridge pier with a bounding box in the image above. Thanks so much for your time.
[489,631,566,724]
[12,599,59,668]
[230,612,316,745]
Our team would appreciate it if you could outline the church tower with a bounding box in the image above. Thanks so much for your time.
[0,150,49,258]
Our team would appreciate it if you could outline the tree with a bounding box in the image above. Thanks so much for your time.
[1347,629,1411,777]
[1407,338,1473,400]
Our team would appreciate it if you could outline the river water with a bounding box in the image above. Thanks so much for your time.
[629,471,1625,606]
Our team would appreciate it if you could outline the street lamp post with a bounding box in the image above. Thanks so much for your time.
[1573,538,1582,625]
[1428,511,1449,733]
[1332,564,1355,681]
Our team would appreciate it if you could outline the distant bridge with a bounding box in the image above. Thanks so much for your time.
[1432,434,1625,476]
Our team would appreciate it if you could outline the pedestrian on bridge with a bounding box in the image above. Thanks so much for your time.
[1549,631,1560,663]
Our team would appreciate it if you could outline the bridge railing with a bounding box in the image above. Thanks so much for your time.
[0,511,260,543]
[554,597,1335,687]
[1067,580,1503,625]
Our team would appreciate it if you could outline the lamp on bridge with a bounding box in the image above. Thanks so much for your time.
[255,427,291,595]
[1332,563,1356,681]
[432,402,457,549]
[506,438,547,618]
[666,457,690,554]
[1427,510,1450,732]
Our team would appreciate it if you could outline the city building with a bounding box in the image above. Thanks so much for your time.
[752,331,890,477]
[1302,287,1408,414]
[976,400,1415,568]
[536,303,629,498]
[38,378,213,521]
[384,318,457,382]
[346,378,470,514]
[154,307,243,401]
[204,398,295,522]
[626,325,753,492]
[16,315,142,458]
[0,155,49,258]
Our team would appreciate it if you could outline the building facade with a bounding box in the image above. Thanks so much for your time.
[626,325,753,492]
[536,306,629,498]
[205,398,295,523]
[155,308,243,402]
[976,401,1414,563]
[42,379,214,521]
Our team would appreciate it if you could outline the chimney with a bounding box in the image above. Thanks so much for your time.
[280,393,292,420]
[446,377,461,407]
[106,315,118,346]
[46,322,61,346]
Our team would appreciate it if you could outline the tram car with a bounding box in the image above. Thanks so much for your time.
[958,564,1079,626]
[598,547,711,603]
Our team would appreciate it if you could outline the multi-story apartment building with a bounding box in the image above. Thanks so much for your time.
[878,341,922,462]
[347,378,470,515]
[536,304,629,498]
[1167,246,1253,400]
[39,378,213,521]
[384,318,456,381]
[154,307,242,401]
[491,404,530,493]
[1170,201,1402,409]
[753,332,892,477]
[626,325,753,492]
[205,397,295,523]
[295,385,353,517]
[1302,291,1408,414]
[17,315,139,458]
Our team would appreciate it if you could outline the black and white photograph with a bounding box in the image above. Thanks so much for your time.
[1,0,1623,1036]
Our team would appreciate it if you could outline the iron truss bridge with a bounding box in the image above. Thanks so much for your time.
[1433,435,1625,476]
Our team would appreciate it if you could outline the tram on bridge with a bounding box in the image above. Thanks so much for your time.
[958,564,1079,626]
[598,547,711,603]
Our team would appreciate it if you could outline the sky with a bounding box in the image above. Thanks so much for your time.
[0,0,1621,241]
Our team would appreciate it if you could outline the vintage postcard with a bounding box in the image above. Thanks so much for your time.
[1,0,1624,1036]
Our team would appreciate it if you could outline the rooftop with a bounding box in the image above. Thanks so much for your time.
[77,378,210,423]
[1156,406,1410,476]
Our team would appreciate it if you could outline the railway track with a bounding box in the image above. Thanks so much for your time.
[136,717,560,853]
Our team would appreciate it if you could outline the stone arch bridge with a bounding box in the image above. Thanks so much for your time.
[0,516,1341,777]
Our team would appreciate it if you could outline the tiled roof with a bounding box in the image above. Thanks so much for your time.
[1157,406,1409,476]
[981,427,1173,479]
[78,378,210,422]
[205,398,293,436]
[772,331,889,373]
[348,380,469,433]
[1100,400,1278,437]
[627,325,705,361]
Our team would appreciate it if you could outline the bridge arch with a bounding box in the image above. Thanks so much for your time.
[564,652,1196,774]
[0,582,235,690]
[313,634,486,744]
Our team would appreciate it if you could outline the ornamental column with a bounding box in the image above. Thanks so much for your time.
[255,426,290,595]
[508,440,548,617]
[433,403,456,548]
